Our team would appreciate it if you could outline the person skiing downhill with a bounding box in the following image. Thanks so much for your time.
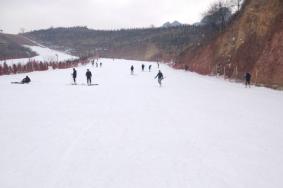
[72,68,77,84]
[130,65,134,75]
[86,69,92,85]
[155,70,164,87]
[141,64,145,71]
[245,72,251,87]
[149,65,152,72]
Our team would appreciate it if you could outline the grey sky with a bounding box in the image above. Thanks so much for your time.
[0,0,217,34]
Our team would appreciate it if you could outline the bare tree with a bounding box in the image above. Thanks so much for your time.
[228,0,244,11]
[20,28,25,34]
[202,0,232,31]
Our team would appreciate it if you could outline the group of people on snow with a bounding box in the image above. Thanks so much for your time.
[14,61,252,88]
[141,64,152,72]
[72,68,93,85]
[130,63,164,87]
[91,59,103,68]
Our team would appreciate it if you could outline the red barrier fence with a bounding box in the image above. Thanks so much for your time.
[0,58,89,76]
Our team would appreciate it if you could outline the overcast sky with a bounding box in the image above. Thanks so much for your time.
[0,0,218,34]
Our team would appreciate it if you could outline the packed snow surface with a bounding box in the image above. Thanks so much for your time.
[0,45,77,66]
[0,59,283,188]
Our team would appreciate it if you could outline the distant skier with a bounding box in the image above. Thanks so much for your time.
[155,70,164,87]
[72,68,77,84]
[141,64,145,71]
[130,65,134,75]
[21,76,31,84]
[149,65,152,72]
[157,63,160,69]
[91,60,94,66]
[96,62,98,68]
[184,65,188,71]
[245,72,252,87]
[100,62,102,67]
[86,69,92,85]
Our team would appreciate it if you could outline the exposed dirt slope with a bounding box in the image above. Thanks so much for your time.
[176,0,283,88]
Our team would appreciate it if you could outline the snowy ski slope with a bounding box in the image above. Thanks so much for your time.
[0,59,283,188]
[0,45,77,66]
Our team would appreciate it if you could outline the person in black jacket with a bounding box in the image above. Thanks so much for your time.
[86,69,92,85]
[141,64,145,71]
[155,70,164,87]
[72,68,77,84]
[130,65,134,75]
[245,72,252,87]
[21,76,31,84]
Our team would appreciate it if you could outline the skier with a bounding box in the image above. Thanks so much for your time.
[141,64,145,71]
[72,68,77,84]
[130,65,134,75]
[21,76,31,84]
[86,69,92,85]
[155,70,164,87]
[91,60,94,66]
[96,62,98,68]
[149,65,152,72]
[184,65,188,71]
[100,62,102,67]
[157,63,160,69]
[245,72,252,87]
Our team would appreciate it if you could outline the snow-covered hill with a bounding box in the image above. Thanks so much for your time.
[0,45,77,66]
[0,59,283,188]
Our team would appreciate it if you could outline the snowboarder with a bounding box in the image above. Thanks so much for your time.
[72,68,77,84]
[130,65,134,75]
[149,65,152,72]
[245,72,252,87]
[86,69,92,85]
[21,76,31,84]
[141,64,145,71]
[155,70,164,87]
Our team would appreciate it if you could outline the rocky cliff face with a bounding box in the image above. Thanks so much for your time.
[176,0,283,88]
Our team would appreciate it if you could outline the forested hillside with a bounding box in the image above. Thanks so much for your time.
[23,25,219,62]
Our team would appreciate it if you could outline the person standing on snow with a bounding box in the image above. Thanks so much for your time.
[130,65,134,75]
[72,68,77,84]
[86,69,92,85]
[141,64,145,71]
[245,72,252,87]
[155,70,164,87]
